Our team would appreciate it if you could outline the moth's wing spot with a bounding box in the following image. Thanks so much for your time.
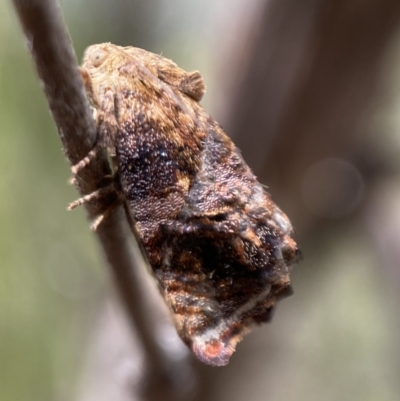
[191,338,236,367]
[240,227,261,247]
[230,237,249,265]
[273,211,293,235]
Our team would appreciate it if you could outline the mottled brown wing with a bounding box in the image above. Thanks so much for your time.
[145,118,299,366]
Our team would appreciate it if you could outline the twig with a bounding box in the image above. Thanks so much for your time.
[12,0,193,399]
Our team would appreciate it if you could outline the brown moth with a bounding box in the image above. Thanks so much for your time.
[71,43,300,366]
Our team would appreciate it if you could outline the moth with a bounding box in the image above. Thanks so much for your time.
[70,43,299,366]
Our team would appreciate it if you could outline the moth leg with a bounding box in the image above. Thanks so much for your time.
[90,199,122,231]
[71,143,103,175]
[67,182,116,210]
[68,173,122,230]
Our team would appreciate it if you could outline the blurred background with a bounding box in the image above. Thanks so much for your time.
[2,0,400,400]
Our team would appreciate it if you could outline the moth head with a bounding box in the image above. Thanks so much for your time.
[80,43,207,106]
[80,43,123,107]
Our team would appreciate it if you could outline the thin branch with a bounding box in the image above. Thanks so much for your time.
[12,0,193,399]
